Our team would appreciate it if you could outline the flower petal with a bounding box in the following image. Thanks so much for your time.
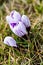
[10,10,21,21]
[21,15,31,27]
[12,22,27,37]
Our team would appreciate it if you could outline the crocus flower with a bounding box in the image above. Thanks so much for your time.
[6,10,31,37]
[4,36,17,47]
[21,15,31,27]
[6,11,27,37]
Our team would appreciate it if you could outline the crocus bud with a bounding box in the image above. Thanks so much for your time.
[21,15,31,27]
[10,22,27,37]
[4,36,17,47]
[21,15,31,35]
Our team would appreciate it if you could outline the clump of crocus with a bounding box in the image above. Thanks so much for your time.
[6,10,31,37]
[4,10,31,47]
[4,36,17,47]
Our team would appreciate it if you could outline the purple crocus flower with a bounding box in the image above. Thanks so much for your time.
[6,10,31,37]
[6,11,27,37]
[4,36,17,47]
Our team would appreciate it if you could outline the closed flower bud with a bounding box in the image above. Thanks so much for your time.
[4,36,17,47]
[21,15,31,27]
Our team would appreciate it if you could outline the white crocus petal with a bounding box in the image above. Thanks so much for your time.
[10,10,21,21]
[10,22,27,37]
[6,16,19,24]
[21,15,31,27]
[4,36,17,47]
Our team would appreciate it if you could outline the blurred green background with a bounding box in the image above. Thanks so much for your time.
[0,0,43,65]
